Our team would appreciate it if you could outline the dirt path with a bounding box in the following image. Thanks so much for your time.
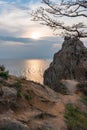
[53,80,81,130]
[62,80,78,94]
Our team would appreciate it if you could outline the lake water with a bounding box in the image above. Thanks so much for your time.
[0,59,51,84]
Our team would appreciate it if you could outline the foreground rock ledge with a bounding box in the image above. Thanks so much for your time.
[0,75,86,130]
[0,76,65,130]
[44,37,87,90]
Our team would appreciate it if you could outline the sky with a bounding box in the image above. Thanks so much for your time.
[0,0,87,59]
[0,0,63,59]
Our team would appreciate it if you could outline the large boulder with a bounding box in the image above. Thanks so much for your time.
[0,86,17,103]
[0,118,29,130]
[44,37,87,90]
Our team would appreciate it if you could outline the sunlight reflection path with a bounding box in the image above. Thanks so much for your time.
[0,59,51,84]
[24,59,51,83]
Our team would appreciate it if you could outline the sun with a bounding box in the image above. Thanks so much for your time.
[31,32,41,40]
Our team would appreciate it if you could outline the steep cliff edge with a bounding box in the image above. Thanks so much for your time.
[44,37,87,90]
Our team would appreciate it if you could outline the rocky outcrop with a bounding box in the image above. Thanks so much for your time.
[0,85,17,103]
[44,37,87,90]
[0,118,29,130]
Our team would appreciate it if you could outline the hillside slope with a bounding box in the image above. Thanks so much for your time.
[0,75,86,130]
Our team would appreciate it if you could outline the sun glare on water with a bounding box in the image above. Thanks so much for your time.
[31,32,41,40]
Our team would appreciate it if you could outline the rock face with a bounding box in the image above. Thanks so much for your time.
[44,37,87,90]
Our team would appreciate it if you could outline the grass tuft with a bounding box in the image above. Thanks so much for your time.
[81,95,87,106]
[13,81,22,97]
[24,94,31,101]
[65,103,87,130]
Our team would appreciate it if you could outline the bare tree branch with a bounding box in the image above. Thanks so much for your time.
[32,0,87,37]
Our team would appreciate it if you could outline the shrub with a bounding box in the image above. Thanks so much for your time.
[14,81,22,90]
[17,90,22,97]
[24,94,31,101]
[77,82,87,96]
[81,95,87,106]
[77,82,87,89]
[65,103,87,130]
[0,65,5,71]
[14,81,22,97]
[0,71,9,80]
[54,82,68,95]
[0,65,9,80]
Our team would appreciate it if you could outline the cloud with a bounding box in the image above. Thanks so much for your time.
[0,35,62,59]
[2,0,87,59]
[0,35,61,44]
[0,0,53,38]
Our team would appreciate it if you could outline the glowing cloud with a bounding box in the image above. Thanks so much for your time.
[30,32,41,40]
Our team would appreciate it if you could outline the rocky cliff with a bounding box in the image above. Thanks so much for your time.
[44,37,87,90]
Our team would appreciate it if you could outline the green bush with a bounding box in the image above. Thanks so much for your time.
[77,83,87,96]
[17,90,22,97]
[77,83,87,89]
[24,94,31,101]
[14,81,22,90]
[81,95,87,106]
[0,65,9,80]
[0,71,9,80]
[14,81,22,97]
[54,82,68,95]
[65,103,87,130]
[0,65,5,71]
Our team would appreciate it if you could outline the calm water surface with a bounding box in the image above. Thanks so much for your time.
[0,59,51,84]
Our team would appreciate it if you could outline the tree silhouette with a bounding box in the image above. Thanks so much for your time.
[32,0,87,37]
